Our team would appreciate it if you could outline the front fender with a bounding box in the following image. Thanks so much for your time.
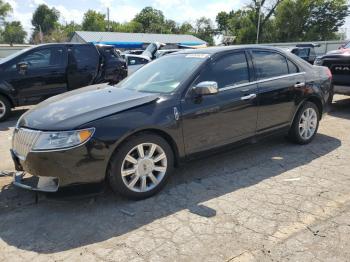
[79,100,184,174]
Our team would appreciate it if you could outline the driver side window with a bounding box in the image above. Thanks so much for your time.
[19,49,51,69]
[195,52,250,89]
[7,47,66,71]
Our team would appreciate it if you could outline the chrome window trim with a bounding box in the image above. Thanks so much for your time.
[219,72,306,92]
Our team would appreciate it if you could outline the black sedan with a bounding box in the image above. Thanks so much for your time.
[11,46,333,199]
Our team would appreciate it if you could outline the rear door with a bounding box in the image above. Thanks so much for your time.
[6,46,68,105]
[67,45,100,90]
[251,50,305,133]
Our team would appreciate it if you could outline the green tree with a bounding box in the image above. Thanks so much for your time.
[178,22,194,34]
[2,21,27,45]
[275,0,349,41]
[216,10,257,44]
[0,0,11,25]
[133,7,165,33]
[110,21,143,33]
[31,4,60,34]
[61,22,82,39]
[194,17,214,46]
[163,19,179,34]
[82,10,106,31]
[216,1,284,44]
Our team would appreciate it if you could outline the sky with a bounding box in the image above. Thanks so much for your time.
[4,0,350,39]
[5,0,245,34]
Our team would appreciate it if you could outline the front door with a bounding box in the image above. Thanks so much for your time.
[6,46,68,105]
[181,51,258,155]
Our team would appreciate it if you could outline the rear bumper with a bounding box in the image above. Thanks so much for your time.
[334,85,350,95]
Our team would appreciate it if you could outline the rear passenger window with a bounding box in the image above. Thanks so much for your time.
[198,52,250,89]
[287,59,299,73]
[73,46,99,69]
[252,51,289,80]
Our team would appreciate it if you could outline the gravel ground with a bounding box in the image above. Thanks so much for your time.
[0,96,349,262]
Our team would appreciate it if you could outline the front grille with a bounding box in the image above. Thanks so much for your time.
[12,128,41,160]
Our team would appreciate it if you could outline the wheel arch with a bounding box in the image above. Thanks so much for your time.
[305,96,323,117]
[0,90,15,108]
[292,95,324,125]
[105,128,181,177]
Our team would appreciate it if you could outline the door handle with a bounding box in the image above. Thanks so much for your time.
[294,82,306,88]
[241,94,257,101]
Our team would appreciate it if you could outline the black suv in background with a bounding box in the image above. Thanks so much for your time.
[314,43,350,96]
[0,43,127,121]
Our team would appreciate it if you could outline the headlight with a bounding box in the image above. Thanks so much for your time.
[314,58,323,66]
[32,128,95,151]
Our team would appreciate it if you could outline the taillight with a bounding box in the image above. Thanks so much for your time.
[325,67,332,79]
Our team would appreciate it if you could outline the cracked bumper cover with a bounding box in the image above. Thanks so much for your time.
[13,172,59,192]
[10,140,108,192]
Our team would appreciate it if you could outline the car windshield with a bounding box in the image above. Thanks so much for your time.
[117,54,208,93]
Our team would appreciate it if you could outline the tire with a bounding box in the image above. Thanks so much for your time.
[288,101,320,145]
[0,95,11,122]
[108,133,174,200]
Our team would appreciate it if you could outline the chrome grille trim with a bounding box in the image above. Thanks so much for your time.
[12,128,41,160]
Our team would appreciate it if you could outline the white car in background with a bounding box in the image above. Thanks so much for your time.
[122,42,165,75]
[124,54,151,75]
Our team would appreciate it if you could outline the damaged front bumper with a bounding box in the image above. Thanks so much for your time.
[13,172,59,192]
[11,149,59,192]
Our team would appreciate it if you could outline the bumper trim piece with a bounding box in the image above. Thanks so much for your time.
[13,172,59,193]
[334,85,350,95]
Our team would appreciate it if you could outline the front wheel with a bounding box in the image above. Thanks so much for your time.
[108,133,174,200]
[288,102,320,145]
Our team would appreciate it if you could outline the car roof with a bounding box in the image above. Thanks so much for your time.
[34,43,93,48]
[173,45,288,55]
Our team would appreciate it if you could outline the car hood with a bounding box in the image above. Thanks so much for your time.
[324,48,350,57]
[18,83,159,130]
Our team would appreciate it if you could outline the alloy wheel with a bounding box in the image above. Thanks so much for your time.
[0,100,6,119]
[121,143,168,193]
[298,107,317,140]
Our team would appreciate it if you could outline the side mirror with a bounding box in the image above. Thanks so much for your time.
[129,59,136,65]
[17,62,28,74]
[193,81,219,96]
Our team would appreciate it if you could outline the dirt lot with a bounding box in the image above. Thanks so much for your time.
[0,96,350,262]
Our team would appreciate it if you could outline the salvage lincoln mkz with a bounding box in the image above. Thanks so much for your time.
[11,46,333,199]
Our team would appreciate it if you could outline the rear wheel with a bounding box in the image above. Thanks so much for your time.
[108,133,174,200]
[0,95,11,122]
[288,102,320,145]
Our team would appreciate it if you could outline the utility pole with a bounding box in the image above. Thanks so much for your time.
[107,7,110,31]
[39,25,43,43]
[256,0,262,44]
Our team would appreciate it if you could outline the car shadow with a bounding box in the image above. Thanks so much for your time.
[329,97,350,120]
[0,133,341,254]
[0,108,28,131]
